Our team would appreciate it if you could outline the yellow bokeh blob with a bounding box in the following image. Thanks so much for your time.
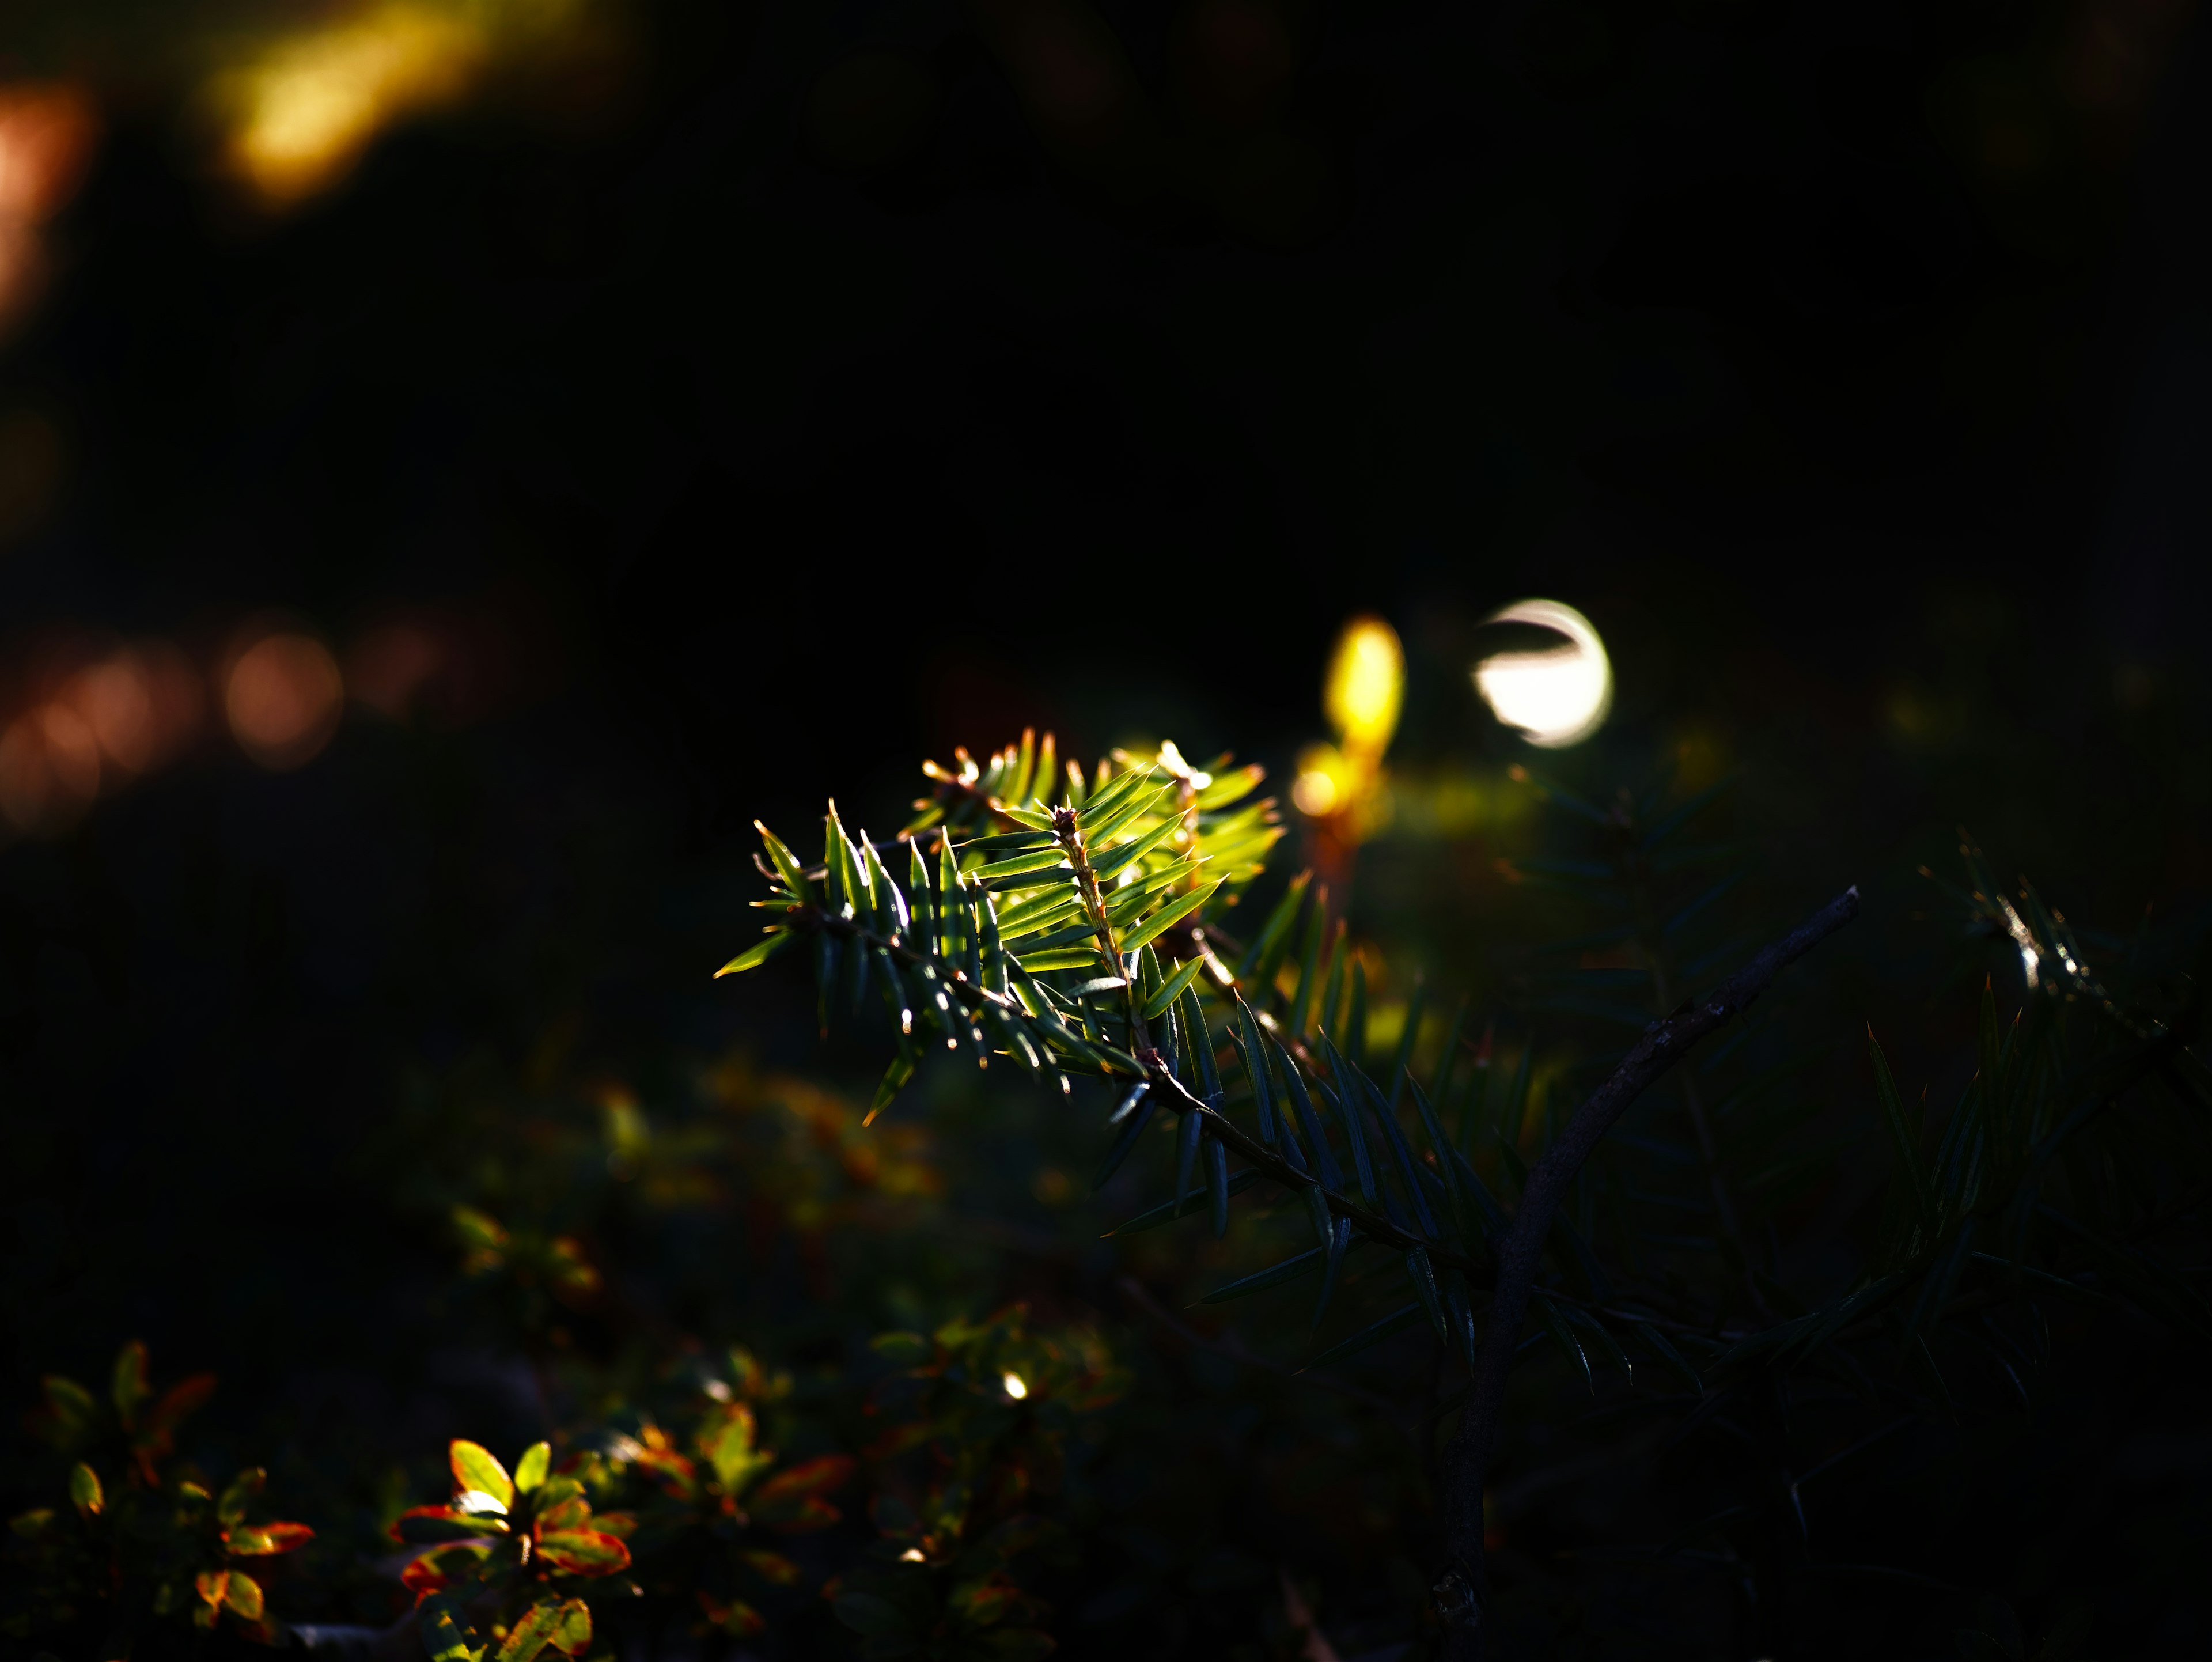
[1323,615,1403,759]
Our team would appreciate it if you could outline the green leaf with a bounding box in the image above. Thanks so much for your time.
[217,1467,264,1527]
[977,849,1071,882]
[1143,955,1209,1019]
[1237,870,1309,987]
[1092,1087,1155,1190]
[513,1441,551,1494]
[1359,1063,1440,1239]
[1287,891,1326,1038]
[496,1600,566,1662]
[1092,813,1185,883]
[111,1341,151,1428]
[221,1569,266,1620]
[1105,857,1206,926]
[422,1595,488,1662]
[551,1600,593,1657]
[1199,1247,1322,1304]
[1194,762,1265,809]
[868,1054,916,1122]
[1120,879,1227,956]
[1175,1106,1204,1213]
[1272,1035,1344,1191]
[1304,1301,1422,1371]
[537,1529,632,1575]
[1206,1135,1230,1239]
[449,1441,514,1512]
[1532,1293,1593,1394]
[1566,1305,1635,1386]
[1316,922,1348,1044]
[1631,1322,1705,1394]
[715,931,792,978]
[68,1462,102,1517]
[957,830,1058,853]
[393,1506,503,1543]
[1311,1216,1353,1330]
[755,820,814,906]
[34,1375,100,1451]
[1019,947,1101,972]
[863,839,909,939]
[827,801,870,922]
[1407,1077,1470,1240]
[1078,770,1165,835]
[1233,998,1278,1146]
[870,1330,931,1364]
[1318,1037,1376,1203]
[1403,1247,1448,1341]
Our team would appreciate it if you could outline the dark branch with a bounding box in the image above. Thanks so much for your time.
[1436,885,1861,1659]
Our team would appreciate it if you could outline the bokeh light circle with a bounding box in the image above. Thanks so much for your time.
[225,630,343,770]
[1471,599,1613,748]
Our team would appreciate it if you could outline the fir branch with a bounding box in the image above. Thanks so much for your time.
[1437,887,1861,1660]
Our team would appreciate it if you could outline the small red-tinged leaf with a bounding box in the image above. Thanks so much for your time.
[950,1572,1027,1625]
[751,1454,855,1508]
[68,1462,103,1517]
[513,1441,551,1494]
[401,1554,450,1595]
[449,1440,514,1511]
[392,1505,503,1544]
[222,1571,266,1620]
[589,1509,636,1539]
[495,1600,563,1662]
[550,1599,593,1656]
[111,1342,153,1429]
[536,1493,589,1530]
[194,1570,229,1626]
[137,1373,217,1455]
[536,1529,631,1576]
[401,1541,490,1595]
[741,1549,801,1586]
[226,1520,313,1555]
[698,1592,766,1638]
[33,1375,101,1451]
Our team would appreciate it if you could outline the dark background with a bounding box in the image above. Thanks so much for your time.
[2,0,2208,1578]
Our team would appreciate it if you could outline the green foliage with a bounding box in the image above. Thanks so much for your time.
[3,726,2206,1660]
[3,1345,312,1651]
[834,1307,1124,1660]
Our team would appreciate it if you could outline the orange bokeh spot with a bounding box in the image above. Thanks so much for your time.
[225,631,344,770]
[0,82,99,330]
[63,656,157,774]
[0,701,100,835]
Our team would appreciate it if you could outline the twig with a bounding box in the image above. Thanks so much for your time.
[1435,887,1860,1660]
